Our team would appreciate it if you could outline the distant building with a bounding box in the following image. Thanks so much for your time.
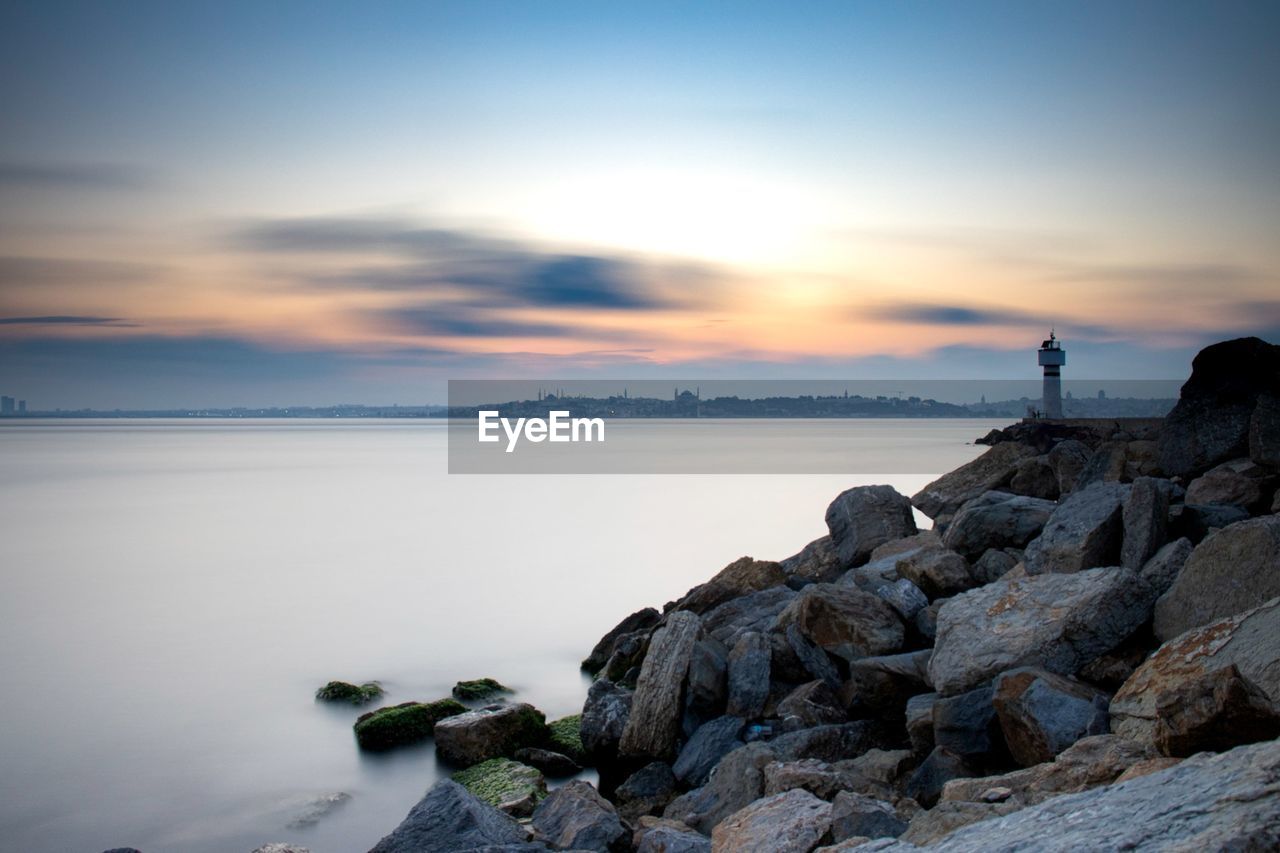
[18,400,26,413]
[0,396,13,415]
[1037,331,1065,419]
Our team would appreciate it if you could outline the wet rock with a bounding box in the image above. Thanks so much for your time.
[825,485,919,567]
[777,680,847,728]
[434,703,548,767]
[932,684,1002,760]
[992,668,1109,767]
[912,442,1038,523]
[315,680,383,705]
[532,779,626,853]
[1185,457,1272,510]
[368,779,527,853]
[1009,455,1059,500]
[928,567,1154,696]
[1152,663,1280,757]
[725,631,770,719]
[711,789,833,853]
[353,699,467,751]
[1024,482,1129,574]
[1167,502,1250,544]
[451,757,547,817]
[780,535,847,584]
[673,716,744,787]
[970,548,1020,585]
[895,548,974,599]
[941,492,1055,562]
[773,583,904,663]
[583,607,662,674]
[1152,515,1280,641]
[621,610,702,761]
[1120,477,1171,571]
[904,746,977,808]
[1137,537,1192,597]
[874,577,929,621]
[675,557,788,615]
[581,679,632,760]
[1047,439,1091,496]
[616,761,679,823]
[828,791,908,841]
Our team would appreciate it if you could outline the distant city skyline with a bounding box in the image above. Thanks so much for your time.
[1,1,1277,408]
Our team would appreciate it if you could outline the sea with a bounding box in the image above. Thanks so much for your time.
[0,418,1005,852]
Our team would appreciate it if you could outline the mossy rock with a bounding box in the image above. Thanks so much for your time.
[353,698,466,751]
[316,680,384,705]
[452,678,513,701]
[545,714,588,765]
[452,757,547,816]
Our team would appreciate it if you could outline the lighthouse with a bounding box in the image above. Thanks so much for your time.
[1038,331,1066,419]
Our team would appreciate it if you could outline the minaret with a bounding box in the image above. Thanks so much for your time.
[1038,330,1066,419]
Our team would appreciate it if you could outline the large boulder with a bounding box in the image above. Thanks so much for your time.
[1167,502,1251,544]
[1151,515,1280,641]
[353,699,466,751]
[1110,597,1280,744]
[701,587,796,648]
[673,716,744,787]
[941,492,1055,562]
[1047,439,1091,496]
[932,685,1002,761]
[664,742,777,833]
[1023,482,1130,574]
[451,757,547,817]
[874,578,929,621]
[1158,336,1280,478]
[634,819,711,853]
[621,611,702,761]
[433,703,548,767]
[710,789,833,853]
[898,801,1019,846]
[992,668,1109,767]
[825,485,918,567]
[675,557,787,615]
[828,791,911,842]
[583,608,662,674]
[685,638,729,727]
[1119,477,1171,571]
[772,583,904,663]
[1138,536,1192,597]
[1152,663,1280,758]
[725,632,770,719]
[780,535,846,584]
[912,442,1038,523]
[904,746,978,808]
[1185,457,1272,510]
[581,678,632,760]
[1008,455,1059,501]
[777,680,847,729]
[368,779,527,853]
[872,738,1280,852]
[928,567,1154,696]
[894,548,974,599]
[970,548,1021,585]
[1251,391,1280,466]
[614,762,678,823]
[532,780,626,853]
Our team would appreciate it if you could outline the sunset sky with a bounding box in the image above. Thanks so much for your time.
[1,1,1278,407]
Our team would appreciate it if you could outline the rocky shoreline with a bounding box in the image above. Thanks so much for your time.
[130,337,1280,852]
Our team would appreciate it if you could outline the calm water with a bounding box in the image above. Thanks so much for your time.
[0,419,1001,852]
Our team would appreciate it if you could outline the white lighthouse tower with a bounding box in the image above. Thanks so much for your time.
[1038,330,1065,419]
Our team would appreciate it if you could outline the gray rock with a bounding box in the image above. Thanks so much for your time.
[784,623,843,689]
[685,637,728,727]
[928,567,1154,696]
[583,607,662,674]
[1047,439,1091,495]
[874,577,929,621]
[433,704,548,767]
[898,801,1018,846]
[635,821,711,853]
[673,716,744,787]
[825,485,918,567]
[1120,477,1171,570]
[942,491,1055,562]
[531,780,625,852]
[1024,482,1130,574]
[906,693,939,755]
[581,678,632,759]
[1152,515,1280,641]
[780,535,847,584]
[1250,391,1280,467]
[701,587,796,647]
[674,557,788,615]
[933,684,1001,760]
[777,680,847,728]
[970,548,1020,585]
[368,780,526,853]
[895,548,974,599]
[914,598,945,640]
[1137,537,1192,597]
[252,845,309,853]
[513,748,581,777]
[913,442,1038,523]
[872,738,1280,853]
[725,631,770,719]
[845,649,934,716]
[1167,502,1250,544]
[615,762,679,823]
[773,583,904,663]
[1009,455,1059,500]
[904,746,977,808]
[711,789,834,853]
[1185,457,1271,510]
[621,610,702,761]
[663,742,777,833]
[1074,440,1128,489]
[1152,663,1280,758]
[768,721,887,764]
[829,791,908,841]
[992,668,1109,767]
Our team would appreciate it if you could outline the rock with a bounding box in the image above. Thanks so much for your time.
[602,630,649,683]
[844,748,916,791]
[1047,439,1091,495]
[710,789,833,853]
[514,747,580,778]
[784,623,843,689]
[675,557,788,615]
[1024,482,1130,574]
[634,818,712,853]
[780,535,847,584]
[664,742,777,833]
[828,791,908,841]
[1137,537,1192,597]
[621,610,702,761]
[898,801,1019,845]
[368,779,527,853]
[252,845,309,853]
[1185,457,1272,510]
[845,650,933,716]
[875,738,1280,852]
[685,638,729,727]
[544,713,588,765]
[286,792,351,830]
[895,548,973,599]
[942,492,1055,562]
[870,531,943,562]
[928,567,1154,696]
[1151,663,1280,757]
[940,734,1156,807]
[452,678,512,702]
[762,757,861,800]
[581,679,632,760]
[1009,455,1059,500]
[702,587,797,647]
[616,762,679,823]
[1251,391,1280,466]
[992,668,1109,767]
[970,548,1020,585]
[904,746,977,808]
[315,680,383,705]
[584,607,663,674]
[874,578,929,621]
[1124,440,1162,480]
[1152,515,1280,641]
[673,716,745,787]
[1113,756,1182,782]
[725,631,770,719]
[773,583,904,663]
[1168,502,1251,545]
[532,780,626,852]
[1074,440,1128,488]
[1112,597,1280,743]
[768,721,887,765]
[825,485,918,567]
[434,703,548,767]
[451,757,547,817]
[932,684,1002,760]
[353,699,467,751]
[777,680,847,728]
[914,599,944,641]
[912,443,1038,523]
[1120,477,1171,570]
[1075,638,1149,691]
[906,693,938,755]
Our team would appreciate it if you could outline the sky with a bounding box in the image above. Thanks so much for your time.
[1,0,1277,408]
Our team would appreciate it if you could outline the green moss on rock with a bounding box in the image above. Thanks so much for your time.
[316,680,384,705]
[353,698,467,751]
[452,757,547,815]
[545,714,588,764]
[452,678,513,701]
